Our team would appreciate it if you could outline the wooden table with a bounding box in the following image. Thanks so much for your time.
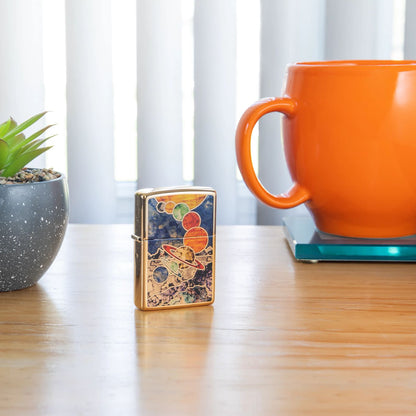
[1,225,416,415]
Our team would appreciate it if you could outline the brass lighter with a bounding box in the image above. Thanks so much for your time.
[132,187,216,310]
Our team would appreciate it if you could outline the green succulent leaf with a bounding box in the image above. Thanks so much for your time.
[1,146,52,178]
[0,139,9,170]
[9,125,54,154]
[1,111,47,143]
[14,135,55,160]
[23,124,54,145]
[7,133,25,149]
[0,119,12,139]
[2,118,17,138]
[9,118,17,130]
[0,118,17,143]
[0,111,55,178]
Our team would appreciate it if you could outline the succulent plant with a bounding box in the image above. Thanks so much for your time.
[0,111,54,178]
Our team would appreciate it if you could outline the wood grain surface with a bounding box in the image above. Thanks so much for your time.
[0,224,416,415]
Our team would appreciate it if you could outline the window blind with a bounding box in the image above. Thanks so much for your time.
[0,0,408,224]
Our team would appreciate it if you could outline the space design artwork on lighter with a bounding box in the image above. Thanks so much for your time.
[132,187,216,310]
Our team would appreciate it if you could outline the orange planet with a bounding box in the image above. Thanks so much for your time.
[182,212,201,230]
[183,227,208,253]
[164,201,175,214]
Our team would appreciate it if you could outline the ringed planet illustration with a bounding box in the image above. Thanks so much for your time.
[162,244,205,270]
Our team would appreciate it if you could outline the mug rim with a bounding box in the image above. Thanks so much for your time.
[293,60,416,68]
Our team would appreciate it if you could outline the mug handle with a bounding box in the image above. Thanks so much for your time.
[235,97,311,208]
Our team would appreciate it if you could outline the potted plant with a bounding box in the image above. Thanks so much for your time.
[0,112,69,291]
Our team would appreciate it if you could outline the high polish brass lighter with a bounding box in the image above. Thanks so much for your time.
[132,187,216,311]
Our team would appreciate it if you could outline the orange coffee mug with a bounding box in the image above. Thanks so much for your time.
[236,60,416,238]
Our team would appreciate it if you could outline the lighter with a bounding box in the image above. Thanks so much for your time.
[132,187,216,310]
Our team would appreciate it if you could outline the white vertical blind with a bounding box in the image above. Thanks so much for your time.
[66,0,116,223]
[112,0,137,182]
[257,0,325,225]
[325,0,394,60]
[137,0,183,189]
[0,0,45,166]
[194,0,237,225]
[0,0,409,224]
[404,0,416,58]
[43,0,67,176]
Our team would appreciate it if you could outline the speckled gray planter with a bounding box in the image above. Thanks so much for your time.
[0,174,69,291]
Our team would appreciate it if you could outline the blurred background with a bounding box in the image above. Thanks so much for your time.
[0,0,411,224]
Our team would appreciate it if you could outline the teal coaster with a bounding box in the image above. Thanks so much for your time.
[283,216,416,262]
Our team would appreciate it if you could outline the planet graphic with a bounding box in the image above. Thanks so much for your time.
[156,201,166,213]
[183,227,208,253]
[164,201,175,214]
[153,266,169,283]
[162,244,205,270]
[182,211,201,230]
[173,203,190,221]
[168,261,179,274]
